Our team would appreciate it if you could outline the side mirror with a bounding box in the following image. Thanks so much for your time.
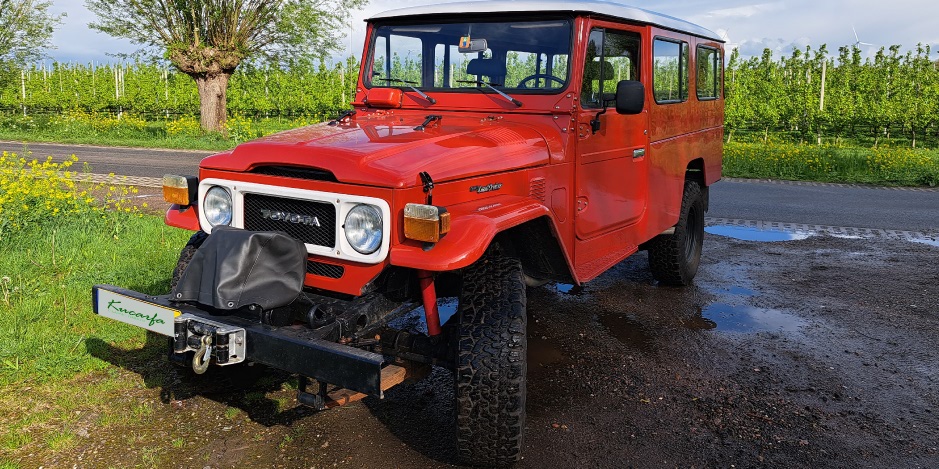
[615,80,644,115]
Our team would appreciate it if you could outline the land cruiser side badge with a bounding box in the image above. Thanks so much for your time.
[470,183,503,194]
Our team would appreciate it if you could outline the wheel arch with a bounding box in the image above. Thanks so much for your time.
[686,157,709,212]
[494,216,576,285]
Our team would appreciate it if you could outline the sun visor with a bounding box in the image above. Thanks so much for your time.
[172,227,307,311]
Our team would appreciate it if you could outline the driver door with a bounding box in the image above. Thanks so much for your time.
[574,26,649,241]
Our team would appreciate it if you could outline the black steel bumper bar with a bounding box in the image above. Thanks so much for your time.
[92,285,385,397]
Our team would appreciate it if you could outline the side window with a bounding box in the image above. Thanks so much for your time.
[653,38,689,103]
[696,45,721,99]
[581,28,641,109]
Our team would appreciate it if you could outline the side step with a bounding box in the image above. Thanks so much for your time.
[298,365,407,410]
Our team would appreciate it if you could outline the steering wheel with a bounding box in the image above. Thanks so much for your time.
[517,74,565,89]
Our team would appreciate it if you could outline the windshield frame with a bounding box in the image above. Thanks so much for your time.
[363,15,575,96]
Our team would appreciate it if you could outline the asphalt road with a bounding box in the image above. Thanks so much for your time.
[0,140,210,178]
[4,140,938,232]
[709,179,939,232]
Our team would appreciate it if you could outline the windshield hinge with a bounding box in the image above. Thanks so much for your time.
[328,109,356,126]
[414,115,442,132]
[419,171,435,204]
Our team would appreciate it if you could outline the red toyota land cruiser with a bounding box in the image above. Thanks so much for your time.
[94,1,723,465]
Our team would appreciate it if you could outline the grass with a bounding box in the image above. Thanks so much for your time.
[722,142,939,187]
[0,154,310,466]
[0,213,191,466]
[0,111,325,152]
[0,215,190,386]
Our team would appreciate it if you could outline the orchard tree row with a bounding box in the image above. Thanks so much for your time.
[0,43,937,147]
[725,44,939,147]
[0,58,358,118]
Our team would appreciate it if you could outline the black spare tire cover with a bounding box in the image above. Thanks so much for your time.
[171,226,307,311]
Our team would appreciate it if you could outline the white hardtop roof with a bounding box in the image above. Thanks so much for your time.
[369,0,723,42]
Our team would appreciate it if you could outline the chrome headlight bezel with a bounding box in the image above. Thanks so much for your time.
[203,186,233,227]
[344,204,383,255]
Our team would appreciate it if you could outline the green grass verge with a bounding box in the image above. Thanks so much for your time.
[0,215,190,386]
[0,112,323,152]
[0,126,235,152]
[723,142,939,186]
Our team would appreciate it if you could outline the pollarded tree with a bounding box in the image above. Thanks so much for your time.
[0,0,61,64]
[86,0,365,133]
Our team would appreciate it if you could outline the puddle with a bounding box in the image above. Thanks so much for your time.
[598,314,654,350]
[555,283,585,295]
[528,333,571,367]
[390,298,459,333]
[706,225,812,242]
[700,303,805,333]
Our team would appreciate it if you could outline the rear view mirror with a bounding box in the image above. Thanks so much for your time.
[615,80,645,115]
[458,38,488,53]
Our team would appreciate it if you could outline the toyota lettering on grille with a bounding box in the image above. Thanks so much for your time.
[260,209,322,227]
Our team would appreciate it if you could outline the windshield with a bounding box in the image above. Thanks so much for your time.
[367,19,572,92]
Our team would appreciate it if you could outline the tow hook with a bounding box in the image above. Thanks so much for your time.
[191,335,214,374]
[172,314,247,368]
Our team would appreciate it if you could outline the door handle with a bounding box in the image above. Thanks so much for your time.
[633,148,646,158]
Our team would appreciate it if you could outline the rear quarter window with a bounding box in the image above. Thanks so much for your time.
[653,38,689,103]
[696,45,721,100]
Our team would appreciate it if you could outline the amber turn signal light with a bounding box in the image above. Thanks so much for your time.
[163,174,198,206]
[404,203,451,243]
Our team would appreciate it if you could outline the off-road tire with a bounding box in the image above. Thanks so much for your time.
[454,249,527,466]
[169,231,208,293]
[648,181,704,286]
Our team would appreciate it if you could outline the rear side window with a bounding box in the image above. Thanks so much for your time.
[653,38,689,103]
[696,46,721,99]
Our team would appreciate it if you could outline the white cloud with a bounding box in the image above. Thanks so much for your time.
[699,2,785,20]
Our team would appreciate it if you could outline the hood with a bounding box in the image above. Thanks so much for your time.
[200,113,552,188]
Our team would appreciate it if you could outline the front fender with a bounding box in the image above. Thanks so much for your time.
[390,195,550,271]
[165,204,201,231]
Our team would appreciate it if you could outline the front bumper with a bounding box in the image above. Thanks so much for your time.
[92,285,387,397]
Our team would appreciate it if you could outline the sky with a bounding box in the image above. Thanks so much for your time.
[48,0,939,64]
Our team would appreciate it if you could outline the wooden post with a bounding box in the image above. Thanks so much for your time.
[20,70,26,116]
[818,60,827,145]
[340,62,345,104]
[819,60,827,112]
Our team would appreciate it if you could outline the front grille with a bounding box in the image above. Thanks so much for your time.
[306,261,345,279]
[243,194,336,248]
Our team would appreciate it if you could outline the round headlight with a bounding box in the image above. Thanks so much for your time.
[344,204,383,255]
[203,186,232,227]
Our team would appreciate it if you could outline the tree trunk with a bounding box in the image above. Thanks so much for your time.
[194,73,231,134]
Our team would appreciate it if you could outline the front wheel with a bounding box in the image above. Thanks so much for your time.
[648,181,705,286]
[454,248,527,466]
[170,231,207,293]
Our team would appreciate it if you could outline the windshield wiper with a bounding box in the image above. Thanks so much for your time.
[377,78,436,105]
[456,79,523,107]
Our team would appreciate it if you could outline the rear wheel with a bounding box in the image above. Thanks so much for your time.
[648,181,704,286]
[454,248,527,466]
